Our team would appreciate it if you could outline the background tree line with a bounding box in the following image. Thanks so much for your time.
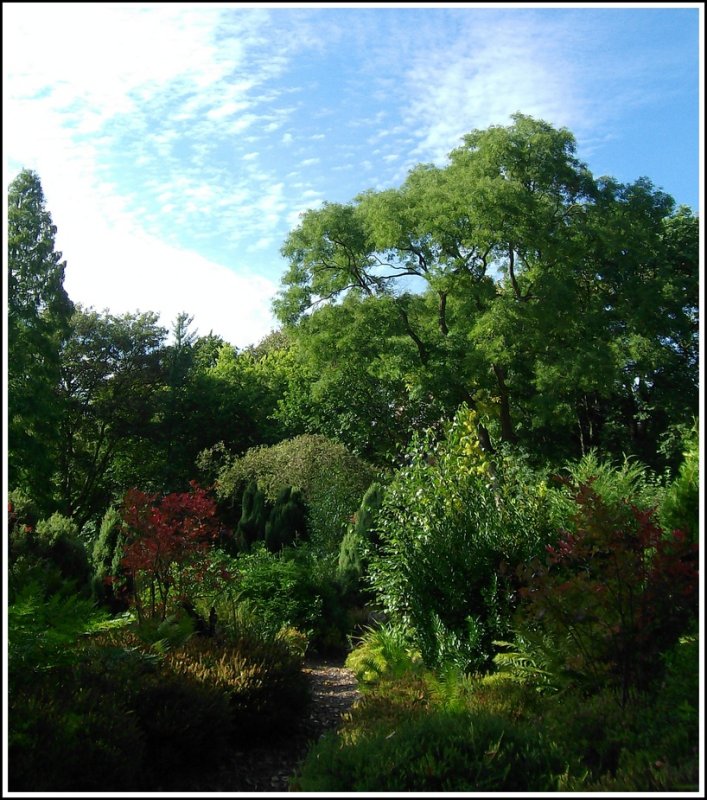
[7,113,698,533]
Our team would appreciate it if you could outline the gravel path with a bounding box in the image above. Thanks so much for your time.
[181,656,361,793]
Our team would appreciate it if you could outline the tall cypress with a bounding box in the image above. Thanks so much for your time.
[8,170,74,514]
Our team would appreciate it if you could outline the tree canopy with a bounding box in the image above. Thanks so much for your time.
[274,114,699,468]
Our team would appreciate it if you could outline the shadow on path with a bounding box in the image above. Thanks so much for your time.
[178,655,360,793]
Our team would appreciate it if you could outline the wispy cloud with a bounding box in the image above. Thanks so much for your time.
[400,15,588,164]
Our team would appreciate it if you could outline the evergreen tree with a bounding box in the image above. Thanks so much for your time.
[264,486,308,552]
[235,480,269,550]
[337,481,384,596]
[8,169,74,514]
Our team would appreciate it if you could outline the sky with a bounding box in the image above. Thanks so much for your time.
[3,2,703,349]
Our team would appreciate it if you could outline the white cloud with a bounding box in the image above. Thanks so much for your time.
[58,199,278,348]
[402,15,591,163]
[300,157,320,167]
[206,100,251,121]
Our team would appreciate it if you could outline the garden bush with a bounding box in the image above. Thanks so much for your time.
[9,511,93,599]
[292,709,569,792]
[165,635,310,743]
[8,605,148,792]
[514,481,698,701]
[659,425,699,542]
[131,660,235,787]
[369,405,554,671]
[345,623,421,684]
[214,434,379,554]
[9,672,145,791]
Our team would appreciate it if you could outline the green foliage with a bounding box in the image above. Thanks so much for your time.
[131,657,235,786]
[659,423,699,542]
[275,115,698,470]
[337,528,365,594]
[215,434,379,554]
[8,169,74,515]
[536,643,700,793]
[91,505,131,611]
[370,406,553,670]
[8,488,40,529]
[336,480,384,595]
[57,306,167,524]
[8,580,125,684]
[293,709,568,792]
[9,669,145,791]
[264,485,308,551]
[546,450,665,530]
[345,624,421,684]
[232,544,324,636]
[164,635,310,743]
[234,479,270,550]
[9,511,93,598]
[515,482,698,702]
[492,630,573,695]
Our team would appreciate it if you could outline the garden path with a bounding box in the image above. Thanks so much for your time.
[182,655,361,793]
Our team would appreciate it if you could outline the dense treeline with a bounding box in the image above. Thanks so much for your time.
[6,115,700,791]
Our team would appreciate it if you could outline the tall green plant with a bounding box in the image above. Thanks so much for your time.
[659,423,699,542]
[370,406,552,671]
[265,486,308,552]
[337,481,384,595]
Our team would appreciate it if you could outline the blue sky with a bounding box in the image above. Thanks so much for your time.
[4,2,702,348]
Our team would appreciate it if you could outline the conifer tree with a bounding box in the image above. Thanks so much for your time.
[8,169,73,514]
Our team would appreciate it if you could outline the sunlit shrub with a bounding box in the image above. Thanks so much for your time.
[165,635,310,743]
[659,425,699,542]
[345,623,421,685]
[369,405,553,671]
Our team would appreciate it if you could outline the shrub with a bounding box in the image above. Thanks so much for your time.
[9,674,144,791]
[131,661,234,787]
[293,709,568,792]
[345,623,421,684]
[164,636,310,744]
[546,451,665,531]
[265,485,308,551]
[119,483,221,621]
[337,481,384,598]
[228,543,350,651]
[234,479,269,551]
[515,482,698,702]
[537,644,700,794]
[659,426,699,542]
[8,600,144,791]
[215,434,379,554]
[369,406,553,671]
[9,511,93,597]
[91,505,131,612]
[231,544,323,636]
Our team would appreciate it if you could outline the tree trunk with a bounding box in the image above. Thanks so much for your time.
[492,364,518,443]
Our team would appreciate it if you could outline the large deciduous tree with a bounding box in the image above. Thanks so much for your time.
[274,114,698,467]
[8,170,74,513]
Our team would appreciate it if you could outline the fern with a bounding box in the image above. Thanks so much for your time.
[9,580,126,679]
[492,631,571,693]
